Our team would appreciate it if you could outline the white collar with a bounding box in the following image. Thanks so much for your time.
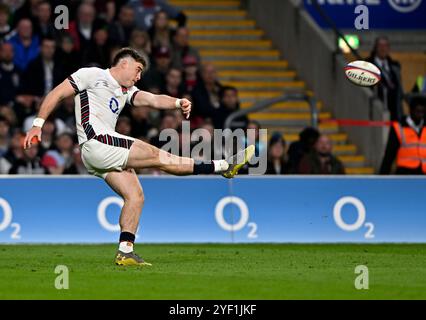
[106,69,126,97]
[407,116,424,134]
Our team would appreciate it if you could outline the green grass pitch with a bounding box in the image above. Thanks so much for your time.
[0,244,425,299]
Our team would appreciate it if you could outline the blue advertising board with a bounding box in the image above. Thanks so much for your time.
[303,0,426,29]
[0,176,425,243]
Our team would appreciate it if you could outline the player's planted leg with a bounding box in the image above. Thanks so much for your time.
[105,169,151,266]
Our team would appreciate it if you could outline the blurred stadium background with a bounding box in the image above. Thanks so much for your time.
[0,0,425,299]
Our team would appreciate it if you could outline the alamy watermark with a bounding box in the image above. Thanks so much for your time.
[54,265,69,290]
[54,5,69,30]
[354,265,369,290]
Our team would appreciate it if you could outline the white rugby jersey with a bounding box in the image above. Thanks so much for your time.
[68,67,139,146]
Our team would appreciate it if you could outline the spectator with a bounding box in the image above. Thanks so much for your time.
[20,36,64,97]
[33,1,58,40]
[366,36,404,121]
[67,3,105,57]
[171,27,200,70]
[287,127,320,173]
[161,67,185,97]
[380,97,426,175]
[191,63,223,121]
[12,0,41,28]
[142,45,172,92]
[55,33,80,76]
[129,105,153,138]
[212,86,248,130]
[129,28,151,56]
[298,134,345,174]
[148,10,174,49]
[94,0,116,24]
[266,133,288,174]
[0,105,17,128]
[41,133,74,174]
[150,112,179,148]
[7,18,40,71]
[84,27,111,68]
[0,116,10,157]
[14,94,41,128]
[64,145,88,174]
[23,117,61,151]
[0,4,12,42]
[244,120,266,156]
[0,42,21,107]
[182,54,199,92]
[108,4,135,47]
[0,130,24,174]
[9,139,47,174]
[128,0,186,31]
[192,119,221,161]
[55,96,76,131]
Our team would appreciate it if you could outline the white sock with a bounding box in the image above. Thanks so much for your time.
[118,241,133,253]
[213,160,229,172]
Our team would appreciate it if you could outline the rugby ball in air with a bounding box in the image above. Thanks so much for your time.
[344,60,381,87]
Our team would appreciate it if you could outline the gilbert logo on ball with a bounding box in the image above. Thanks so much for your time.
[344,60,381,87]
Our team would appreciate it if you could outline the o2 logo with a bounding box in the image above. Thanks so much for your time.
[215,196,258,239]
[97,197,139,238]
[333,196,374,239]
[0,198,21,240]
[388,0,422,13]
[109,97,119,114]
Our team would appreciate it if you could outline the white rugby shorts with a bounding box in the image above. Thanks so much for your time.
[80,132,135,179]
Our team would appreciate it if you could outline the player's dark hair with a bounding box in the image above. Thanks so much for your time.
[111,47,148,70]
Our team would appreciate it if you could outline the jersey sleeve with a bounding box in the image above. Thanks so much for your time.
[68,67,100,94]
[127,86,141,106]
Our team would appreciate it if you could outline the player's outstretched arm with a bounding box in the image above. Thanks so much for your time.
[132,90,191,119]
[24,79,76,149]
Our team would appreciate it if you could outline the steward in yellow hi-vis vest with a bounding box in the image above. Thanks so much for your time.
[380,97,426,174]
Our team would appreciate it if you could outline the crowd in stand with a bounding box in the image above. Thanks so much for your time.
[0,0,347,176]
[5,1,423,175]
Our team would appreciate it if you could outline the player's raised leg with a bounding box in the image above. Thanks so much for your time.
[126,139,255,178]
[105,169,151,266]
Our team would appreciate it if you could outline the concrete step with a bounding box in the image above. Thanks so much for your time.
[184,10,247,20]
[338,155,365,168]
[241,101,322,112]
[223,80,305,91]
[333,144,357,155]
[284,133,348,145]
[219,70,295,82]
[346,167,375,175]
[238,90,308,103]
[192,39,271,49]
[190,29,263,40]
[250,113,331,127]
[266,124,339,136]
[200,49,280,61]
[249,112,331,121]
[239,91,286,103]
[211,60,288,70]
[188,20,256,30]
[170,0,241,10]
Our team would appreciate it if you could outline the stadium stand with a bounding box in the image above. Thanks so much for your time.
[170,0,373,174]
